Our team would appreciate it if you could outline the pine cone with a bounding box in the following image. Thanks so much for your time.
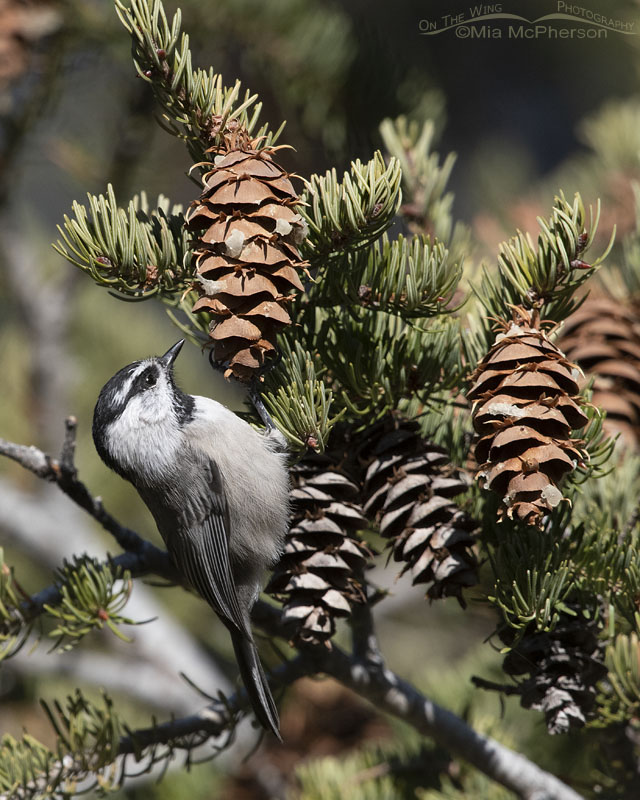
[267,454,370,648]
[501,609,607,734]
[468,306,589,527]
[186,121,308,381]
[559,296,640,447]
[361,418,478,606]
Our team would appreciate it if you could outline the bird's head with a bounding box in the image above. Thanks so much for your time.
[92,340,194,480]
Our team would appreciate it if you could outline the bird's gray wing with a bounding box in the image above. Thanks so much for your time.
[163,452,281,738]
[168,456,249,637]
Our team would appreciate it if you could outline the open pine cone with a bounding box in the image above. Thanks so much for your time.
[186,121,308,381]
[501,608,607,734]
[559,295,640,448]
[468,307,589,527]
[267,454,370,648]
[360,418,478,606]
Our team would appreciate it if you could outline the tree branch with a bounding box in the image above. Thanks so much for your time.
[0,424,171,573]
[0,656,309,800]
[0,443,235,720]
[118,654,309,755]
[4,551,174,634]
[253,602,585,800]
[0,427,585,799]
[350,583,384,668]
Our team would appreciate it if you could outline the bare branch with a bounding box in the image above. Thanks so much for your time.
[0,656,308,800]
[350,584,384,668]
[118,655,309,755]
[253,602,585,800]
[0,428,169,570]
[0,429,585,799]
[59,416,78,473]
[325,649,583,800]
[0,437,51,477]
[0,480,231,723]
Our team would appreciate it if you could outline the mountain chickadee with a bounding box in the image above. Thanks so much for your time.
[92,340,288,738]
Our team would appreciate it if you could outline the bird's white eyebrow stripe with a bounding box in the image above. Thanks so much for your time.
[112,363,149,405]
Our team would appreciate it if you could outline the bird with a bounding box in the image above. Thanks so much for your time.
[92,340,289,738]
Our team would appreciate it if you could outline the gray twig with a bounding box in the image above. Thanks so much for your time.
[350,584,384,668]
[0,427,171,572]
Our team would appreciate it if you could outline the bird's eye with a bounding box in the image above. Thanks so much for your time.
[144,371,157,388]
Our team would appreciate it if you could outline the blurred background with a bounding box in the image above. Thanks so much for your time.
[1,0,639,797]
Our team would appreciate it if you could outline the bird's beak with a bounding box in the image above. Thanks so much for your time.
[159,340,185,368]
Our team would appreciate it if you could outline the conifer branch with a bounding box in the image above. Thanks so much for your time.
[1,600,586,800]
[380,117,457,240]
[0,657,308,799]
[300,152,402,264]
[311,233,463,318]
[252,603,586,800]
[114,0,276,165]
[314,308,461,420]
[22,0,637,793]
[0,420,177,660]
[603,618,640,720]
[0,418,589,797]
[44,557,140,652]
[53,186,191,301]
[3,551,173,632]
[350,589,384,668]
[261,339,342,451]
[1,552,140,661]
[474,193,615,329]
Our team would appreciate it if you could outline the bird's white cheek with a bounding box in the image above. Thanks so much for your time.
[138,391,172,424]
[107,397,182,483]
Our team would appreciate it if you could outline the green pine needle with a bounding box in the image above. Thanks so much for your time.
[44,556,140,652]
[301,151,402,263]
[115,0,278,165]
[53,185,191,300]
[473,192,615,332]
[311,233,464,318]
[261,339,342,451]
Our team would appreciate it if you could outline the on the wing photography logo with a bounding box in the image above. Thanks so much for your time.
[419,2,636,39]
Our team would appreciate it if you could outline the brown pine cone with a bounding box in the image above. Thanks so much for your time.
[361,418,478,606]
[186,121,308,381]
[267,454,370,648]
[501,607,607,734]
[559,295,640,447]
[468,306,588,527]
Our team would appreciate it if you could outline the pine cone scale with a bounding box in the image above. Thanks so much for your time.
[559,295,640,445]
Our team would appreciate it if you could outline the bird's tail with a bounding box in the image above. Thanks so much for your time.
[230,630,281,740]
